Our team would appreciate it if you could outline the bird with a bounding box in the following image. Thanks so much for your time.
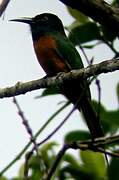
[11,13,104,140]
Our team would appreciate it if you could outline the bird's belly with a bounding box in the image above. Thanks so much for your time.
[33,35,69,75]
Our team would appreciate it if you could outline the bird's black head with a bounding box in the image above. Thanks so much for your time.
[11,13,65,40]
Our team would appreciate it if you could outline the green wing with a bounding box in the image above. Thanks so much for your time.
[52,32,91,99]
[53,33,84,70]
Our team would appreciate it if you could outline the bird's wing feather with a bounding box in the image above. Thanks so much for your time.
[52,33,84,70]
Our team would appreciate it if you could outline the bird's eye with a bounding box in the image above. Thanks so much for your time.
[41,16,48,21]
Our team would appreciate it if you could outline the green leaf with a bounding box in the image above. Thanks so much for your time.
[108,156,119,180]
[29,155,43,170]
[82,44,96,49]
[66,20,81,32]
[31,170,43,180]
[12,178,23,180]
[35,86,61,98]
[64,130,91,143]
[26,142,58,178]
[59,165,92,179]
[63,153,80,169]
[112,0,119,6]
[100,26,116,42]
[18,164,25,178]
[69,22,101,45]
[100,109,119,135]
[92,101,119,135]
[40,141,58,153]
[67,6,88,23]
[40,142,58,168]
[0,177,8,180]
[80,150,107,180]
[103,110,119,126]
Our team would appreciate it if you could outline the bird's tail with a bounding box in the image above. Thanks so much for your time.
[60,79,108,163]
[79,97,109,165]
[79,97,104,139]
[60,79,104,139]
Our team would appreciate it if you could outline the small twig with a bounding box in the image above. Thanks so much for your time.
[13,97,38,154]
[73,141,119,158]
[96,79,101,120]
[13,97,39,178]
[97,147,119,158]
[78,42,91,65]
[47,144,69,180]
[36,105,76,148]
[77,134,119,147]
[24,151,33,180]
[101,38,119,56]
[13,97,47,178]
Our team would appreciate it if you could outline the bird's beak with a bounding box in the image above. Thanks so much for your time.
[10,17,33,24]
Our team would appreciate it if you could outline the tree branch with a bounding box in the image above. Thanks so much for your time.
[0,58,118,98]
[0,0,11,16]
[47,134,119,179]
[59,0,119,36]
